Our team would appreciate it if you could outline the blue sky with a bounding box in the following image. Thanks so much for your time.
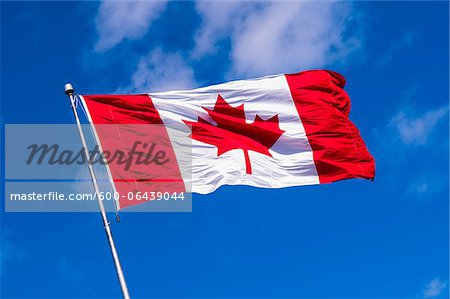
[1,1,449,298]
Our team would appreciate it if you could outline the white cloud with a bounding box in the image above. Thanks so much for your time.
[121,48,196,93]
[94,0,167,52]
[423,278,447,298]
[57,257,85,286]
[389,106,448,146]
[0,229,28,276]
[373,103,448,198]
[406,175,445,198]
[194,1,361,77]
[93,1,362,92]
[192,1,254,58]
[376,31,416,68]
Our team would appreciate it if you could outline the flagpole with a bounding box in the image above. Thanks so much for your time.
[64,83,131,299]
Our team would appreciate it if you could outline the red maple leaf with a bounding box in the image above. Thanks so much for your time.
[183,94,285,174]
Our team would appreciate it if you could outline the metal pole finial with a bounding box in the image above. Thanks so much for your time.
[65,83,74,96]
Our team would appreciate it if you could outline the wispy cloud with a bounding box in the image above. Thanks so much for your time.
[423,278,447,298]
[373,102,448,198]
[192,1,252,58]
[389,106,448,146]
[375,31,416,68]
[57,257,85,286]
[0,228,28,276]
[194,1,362,78]
[406,175,446,198]
[93,1,364,91]
[119,48,196,93]
[94,0,167,52]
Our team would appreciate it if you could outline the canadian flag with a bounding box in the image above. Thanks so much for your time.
[81,70,375,209]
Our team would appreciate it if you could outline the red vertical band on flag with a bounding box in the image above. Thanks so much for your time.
[285,70,375,183]
[83,94,185,210]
